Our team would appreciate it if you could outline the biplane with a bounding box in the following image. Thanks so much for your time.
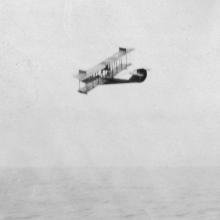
[75,47,147,94]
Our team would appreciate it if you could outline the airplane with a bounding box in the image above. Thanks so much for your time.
[74,47,147,94]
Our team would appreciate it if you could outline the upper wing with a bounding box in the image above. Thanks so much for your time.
[101,47,134,66]
[76,47,134,81]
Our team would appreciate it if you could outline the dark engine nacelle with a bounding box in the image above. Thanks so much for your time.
[129,68,147,83]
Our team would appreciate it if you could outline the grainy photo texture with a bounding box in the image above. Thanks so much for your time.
[0,0,220,219]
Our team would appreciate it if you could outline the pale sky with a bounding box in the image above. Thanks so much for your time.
[0,0,220,167]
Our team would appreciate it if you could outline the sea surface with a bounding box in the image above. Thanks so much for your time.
[0,167,220,220]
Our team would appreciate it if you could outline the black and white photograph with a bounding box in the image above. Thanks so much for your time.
[0,0,220,219]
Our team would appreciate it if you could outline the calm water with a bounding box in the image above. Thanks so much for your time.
[0,167,220,220]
